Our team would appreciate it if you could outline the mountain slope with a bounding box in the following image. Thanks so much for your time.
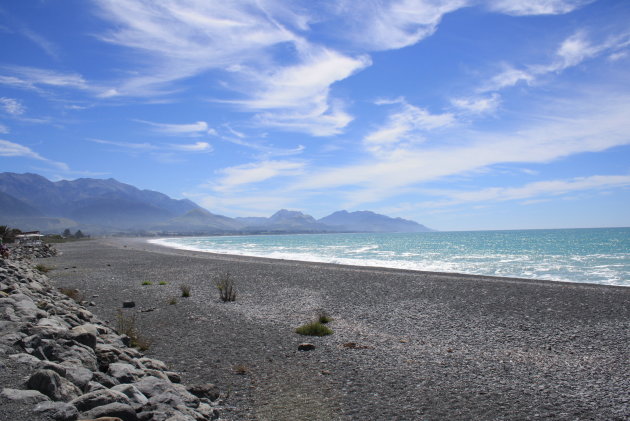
[319,210,432,232]
[0,191,43,217]
[154,208,246,233]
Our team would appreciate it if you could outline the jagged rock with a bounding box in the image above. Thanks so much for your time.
[70,388,131,412]
[33,400,80,420]
[187,383,220,401]
[92,371,120,388]
[298,343,316,351]
[39,361,68,377]
[61,363,93,391]
[138,357,168,371]
[1,387,51,403]
[8,352,41,365]
[81,402,138,421]
[26,369,82,401]
[111,383,149,408]
[135,376,199,408]
[122,301,135,308]
[69,323,98,349]
[165,371,181,383]
[107,362,144,383]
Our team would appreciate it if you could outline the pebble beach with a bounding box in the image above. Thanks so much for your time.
[38,238,630,420]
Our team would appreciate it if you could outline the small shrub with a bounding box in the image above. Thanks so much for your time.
[295,321,333,336]
[159,281,168,285]
[233,364,248,375]
[215,272,236,302]
[180,284,191,297]
[317,311,333,324]
[59,287,83,303]
[115,310,151,350]
[141,281,153,286]
[35,264,53,274]
[168,297,177,305]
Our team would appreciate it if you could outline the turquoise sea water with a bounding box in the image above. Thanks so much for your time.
[150,228,630,286]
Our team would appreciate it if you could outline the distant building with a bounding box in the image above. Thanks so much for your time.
[15,231,43,245]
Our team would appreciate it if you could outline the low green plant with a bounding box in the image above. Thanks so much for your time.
[115,310,151,350]
[295,321,333,336]
[159,281,168,285]
[180,284,191,297]
[168,297,177,305]
[141,281,153,286]
[215,272,236,302]
[59,287,83,302]
[317,311,333,324]
[35,264,53,274]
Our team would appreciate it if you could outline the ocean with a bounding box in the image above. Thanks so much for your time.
[150,227,630,287]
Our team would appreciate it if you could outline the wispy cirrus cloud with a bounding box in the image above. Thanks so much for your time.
[90,138,212,154]
[0,66,89,91]
[134,119,215,137]
[210,160,305,192]
[451,93,501,115]
[0,139,69,170]
[291,91,630,207]
[483,31,630,92]
[419,174,630,208]
[0,97,25,115]
[364,98,455,154]
[485,0,594,16]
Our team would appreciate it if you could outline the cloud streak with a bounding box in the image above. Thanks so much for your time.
[0,139,69,170]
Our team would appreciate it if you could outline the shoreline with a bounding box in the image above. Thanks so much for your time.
[143,236,626,290]
[45,238,630,420]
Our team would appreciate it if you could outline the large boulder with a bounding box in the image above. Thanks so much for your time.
[70,388,131,412]
[26,369,82,402]
[81,402,138,421]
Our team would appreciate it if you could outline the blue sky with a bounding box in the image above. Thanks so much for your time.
[1,0,629,231]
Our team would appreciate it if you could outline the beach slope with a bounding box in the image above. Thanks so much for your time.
[46,238,630,420]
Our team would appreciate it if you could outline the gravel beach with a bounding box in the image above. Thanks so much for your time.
[44,238,629,420]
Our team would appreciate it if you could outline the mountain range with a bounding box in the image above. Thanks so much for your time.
[0,172,432,234]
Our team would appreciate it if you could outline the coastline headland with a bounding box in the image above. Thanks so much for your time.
[37,238,630,420]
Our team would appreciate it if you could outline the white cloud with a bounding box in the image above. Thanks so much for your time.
[421,174,630,207]
[291,92,630,207]
[0,97,26,115]
[0,66,88,90]
[211,160,305,192]
[451,93,501,114]
[228,45,370,136]
[483,31,629,92]
[335,0,467,50]
[0,139,69,170]
[89,138,157,150]
[170,141,212,152]
[485,0,594,16]
[364,99,455,154]
[135,119,213,136]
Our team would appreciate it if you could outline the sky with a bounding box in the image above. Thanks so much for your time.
[1,0,629,231]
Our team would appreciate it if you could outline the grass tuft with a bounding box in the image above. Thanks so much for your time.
[115,309,151,350]
[141,281,153,286]
[168,297,177,305]
[59,287,83,303]
[295,321,333,336]
[35,264,54,274]
[317,311,333,324]
[180,284,191,297]
[215,272,236,302]
[159,281,168,285]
